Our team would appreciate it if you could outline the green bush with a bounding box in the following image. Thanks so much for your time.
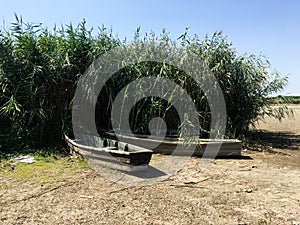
[184,32,291,137]
[0,18,291,153]
[96,29,290,139]
[269,96,300,104]
[0,17,119,152]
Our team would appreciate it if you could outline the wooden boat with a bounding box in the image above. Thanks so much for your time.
[64,133,153,171]
[101,132,242,157]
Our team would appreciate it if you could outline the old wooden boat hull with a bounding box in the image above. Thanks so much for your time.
[64,133,153,171]
[102,132,242,157]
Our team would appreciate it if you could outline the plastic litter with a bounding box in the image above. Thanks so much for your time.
[11,156,35,164]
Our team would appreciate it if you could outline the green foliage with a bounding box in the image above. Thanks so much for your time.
[0,16,119,153]
[182,32,290,137]
[96,30,290,139]
[0,156,90,184]
[0,17,290,154]
[268,95,300,104]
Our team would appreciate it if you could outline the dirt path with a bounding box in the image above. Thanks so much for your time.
[0,105,299,225]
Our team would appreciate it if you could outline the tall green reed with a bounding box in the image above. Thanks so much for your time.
[0,18,290,154]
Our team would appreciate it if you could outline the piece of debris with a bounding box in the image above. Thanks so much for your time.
[11,156,35,164]
[251,165,257,168]
[183,177,209,185]
[79,195,94,199]
[244,188,252,193]
[170,184,205,188]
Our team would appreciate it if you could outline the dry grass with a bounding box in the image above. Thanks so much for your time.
[0,105,299,225]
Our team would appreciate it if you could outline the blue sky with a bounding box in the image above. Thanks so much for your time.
[1,0,299,95]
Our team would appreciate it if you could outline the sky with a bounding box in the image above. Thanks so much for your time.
[0,0,299,95]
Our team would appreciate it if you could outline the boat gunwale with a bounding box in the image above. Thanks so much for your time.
[64,133,153,156]
[103,132,242,145]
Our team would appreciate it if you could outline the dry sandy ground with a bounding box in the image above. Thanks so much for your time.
[0,105,299,225]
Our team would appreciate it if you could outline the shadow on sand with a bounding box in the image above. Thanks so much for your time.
[246,129,300,153]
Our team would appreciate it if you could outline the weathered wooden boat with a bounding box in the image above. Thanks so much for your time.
[64,133,153,171]
[101,132,242,157]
